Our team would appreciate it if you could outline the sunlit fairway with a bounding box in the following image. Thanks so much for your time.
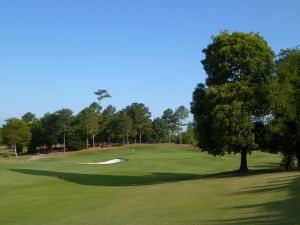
[0,144,299,225]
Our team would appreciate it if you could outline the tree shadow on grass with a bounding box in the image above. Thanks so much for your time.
[11,168,287,187]
[11,168,300,224]
[205,173,300,225]
[250,162,281,169]
[11,169,201,186]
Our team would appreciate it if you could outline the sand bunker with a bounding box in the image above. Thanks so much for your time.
[80,158,125,165]
[29,155,44,161]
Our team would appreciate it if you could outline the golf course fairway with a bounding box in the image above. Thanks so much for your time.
[1,144,299,225]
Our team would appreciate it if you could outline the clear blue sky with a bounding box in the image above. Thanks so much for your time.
[0,0,299,124]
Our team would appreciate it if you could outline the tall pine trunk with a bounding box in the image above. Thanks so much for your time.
[92,135,95,148]
[139,132,142,144]
[180,132,183,144]
[86,126,89,149]
[240,148,248,172]
[63,133,66,153]
[179,119,182,144]
[14,144,18,158]
[139,124,142,144]
[86,136,89,149]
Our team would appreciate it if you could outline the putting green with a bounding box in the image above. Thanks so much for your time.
[0,145,299,225]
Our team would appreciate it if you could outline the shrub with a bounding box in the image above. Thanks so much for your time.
[0,150,12,158]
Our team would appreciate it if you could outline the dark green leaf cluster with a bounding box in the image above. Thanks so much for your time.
[266,48,300,169]
[0,128,3,145]
[152,118,168,143]
[202,31,274,86]
[1,97,193,153]
[2,119,31,149]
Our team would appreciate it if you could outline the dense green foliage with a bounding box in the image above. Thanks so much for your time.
[0,128,3,145]
[55,109,73,152]
[162,108,178,143]
[192,31,274,171]
[192,31,299,171]
[181,123,197,145]
[78,106,99,148]
[40,113,60,150]
[21,112,36,124]
[27,119,43,153]
[109,112,133,143]
[202,31,274,87]
[267,48,300,169]
[2,119,31,156]
[124,103,152,144]
[174,106,189,144]
[1,90,192,153]
[151,118,168,143]
[99,104,117,143]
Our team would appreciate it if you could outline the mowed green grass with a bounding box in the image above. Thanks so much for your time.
[0,145,300,225]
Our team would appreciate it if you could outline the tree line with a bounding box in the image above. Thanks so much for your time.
[191,31,300,171]
[0,90,193,157]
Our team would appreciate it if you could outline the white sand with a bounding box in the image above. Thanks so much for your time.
[29,155,44,161]
[80,158,125,165]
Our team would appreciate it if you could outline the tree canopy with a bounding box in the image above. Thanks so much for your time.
[124,103,151,143]
[162,108,177,143]
[78,107,99,148]
[267,48,300,169]
[174,106,189,144]
[2,119,31,157]
[202,31,274,86]
[94,89,111,106]
[21,112,36,124]
[152,118,168,143]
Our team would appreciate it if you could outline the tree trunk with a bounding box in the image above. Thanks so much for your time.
[297,153,300,170]
[92,135,95,148]
[139,132,142,144]
[86,126,89,149]
[63,133,66,153]
[86,136,89,149]
[139,124,142,144]
[126,132,129,144]
[179,119,182,144]
[168,129,170,143]
[284,154,293,170]
[180,132,183,144]
[240,149,248,172]
[14,144,18,158]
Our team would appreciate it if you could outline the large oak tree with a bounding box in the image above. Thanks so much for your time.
[192,31,274,171]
